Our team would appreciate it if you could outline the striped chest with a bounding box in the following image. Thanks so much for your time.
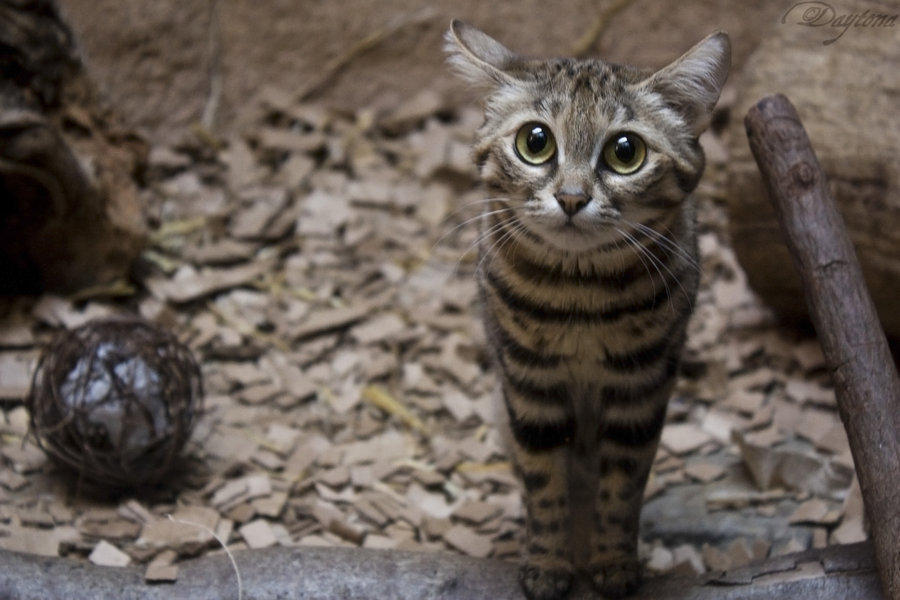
[477,207,698,390]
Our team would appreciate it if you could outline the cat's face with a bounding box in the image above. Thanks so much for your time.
[446,21,730,252]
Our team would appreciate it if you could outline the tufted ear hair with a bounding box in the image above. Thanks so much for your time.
[643,32,731,135]
[444,19,519,89]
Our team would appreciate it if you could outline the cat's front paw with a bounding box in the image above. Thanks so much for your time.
[589,557,641,598]
[518,562,573,600]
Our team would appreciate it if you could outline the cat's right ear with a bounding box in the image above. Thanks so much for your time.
[444,20,517,88]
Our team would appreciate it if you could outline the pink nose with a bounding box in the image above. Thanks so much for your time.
[555,192,590,216]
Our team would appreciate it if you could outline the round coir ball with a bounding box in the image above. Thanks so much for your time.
[28,317,203,489]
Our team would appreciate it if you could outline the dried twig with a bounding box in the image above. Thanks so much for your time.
[201,0,224,131]
[296,8,438,101]
[570,0,632,57]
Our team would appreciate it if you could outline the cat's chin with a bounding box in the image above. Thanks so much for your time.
[528,220,620,253]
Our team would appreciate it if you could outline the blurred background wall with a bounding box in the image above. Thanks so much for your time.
[57,0,784,143]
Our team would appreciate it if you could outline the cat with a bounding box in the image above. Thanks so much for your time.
[445,20,730,600]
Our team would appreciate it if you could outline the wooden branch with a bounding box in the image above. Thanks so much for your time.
[745,94,900,600]
[0,543,884,600]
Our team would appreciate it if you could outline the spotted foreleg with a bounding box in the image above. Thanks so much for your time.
[505,389,575,600]
[589,394,668,598]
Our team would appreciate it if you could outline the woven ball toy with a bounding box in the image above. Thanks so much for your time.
[28,317,203,488]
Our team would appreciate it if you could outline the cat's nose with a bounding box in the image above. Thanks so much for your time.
[555,191,590,216]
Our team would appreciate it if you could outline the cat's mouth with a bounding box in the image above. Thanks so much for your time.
[527,213,623,250]
[557,210,620,232]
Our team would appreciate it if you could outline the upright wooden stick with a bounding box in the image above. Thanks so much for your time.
[745,94,900,600]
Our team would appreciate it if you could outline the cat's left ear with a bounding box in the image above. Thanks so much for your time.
[444,20,518,89]
[644,32,731,136]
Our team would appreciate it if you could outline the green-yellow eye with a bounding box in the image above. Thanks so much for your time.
[602,133,646,175]
[515,123,556,165]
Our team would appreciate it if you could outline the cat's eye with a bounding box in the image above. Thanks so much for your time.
[514,123,557,165]
[602,133,646,175]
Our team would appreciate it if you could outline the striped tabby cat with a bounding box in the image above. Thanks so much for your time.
[445,21,730,600]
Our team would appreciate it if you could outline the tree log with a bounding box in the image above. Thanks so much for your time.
[0,542,884,600]
[0,0,146,294]
[726,4,900,340]
[745,94,900,600]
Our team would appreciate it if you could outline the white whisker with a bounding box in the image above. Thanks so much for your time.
[431,196,516,252]
[616,228,668,302]
[476,216,528,279]
[626,220,700,274]
[432,205,516,255]
[454,216,510,275]
[616,227,694,312]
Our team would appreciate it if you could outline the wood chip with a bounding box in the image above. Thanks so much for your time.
[119,500,155,524]
[239,382,282,404]
[701,409,747,442]
[661,423,715,455]
[701,543,731,572]
[0,351,35,400]
[328,518,365,545]
[792,340,826,371]
[239,518,279,549]
[138,507,219,553]
[646,545,675,572]
[252,492,288,519]
[722,538,756,570]
[794,407,842,451]
[212,474,272,509]
[355,497,391,528]
[362,534,399,550]
[291,304,370,340]
[670,544,705,575]
[0,525,67,557]
[733,430,853,496]
[441,389,475,422]
[443,524,493,558]
[0,469,28,491]
[227,503,256,524]
[1,443,46,473]
[772,536,808,557]
[407,483,456,519]
[351,313,406,345]
[831,515,867,544]
[684,461,726,484]
[318,466,351,489]
[411,468,445,488]
[229,189,289,239]
[785,380,834,406]
[145,562,179,583]
[789,498,831,525]
[89,540,131,567]
[721,390,767,415]
[453,500,501,525]
[284,434,330,477]
[422,516,452,539]
[3,406,29,436]
[147,261,272,303]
